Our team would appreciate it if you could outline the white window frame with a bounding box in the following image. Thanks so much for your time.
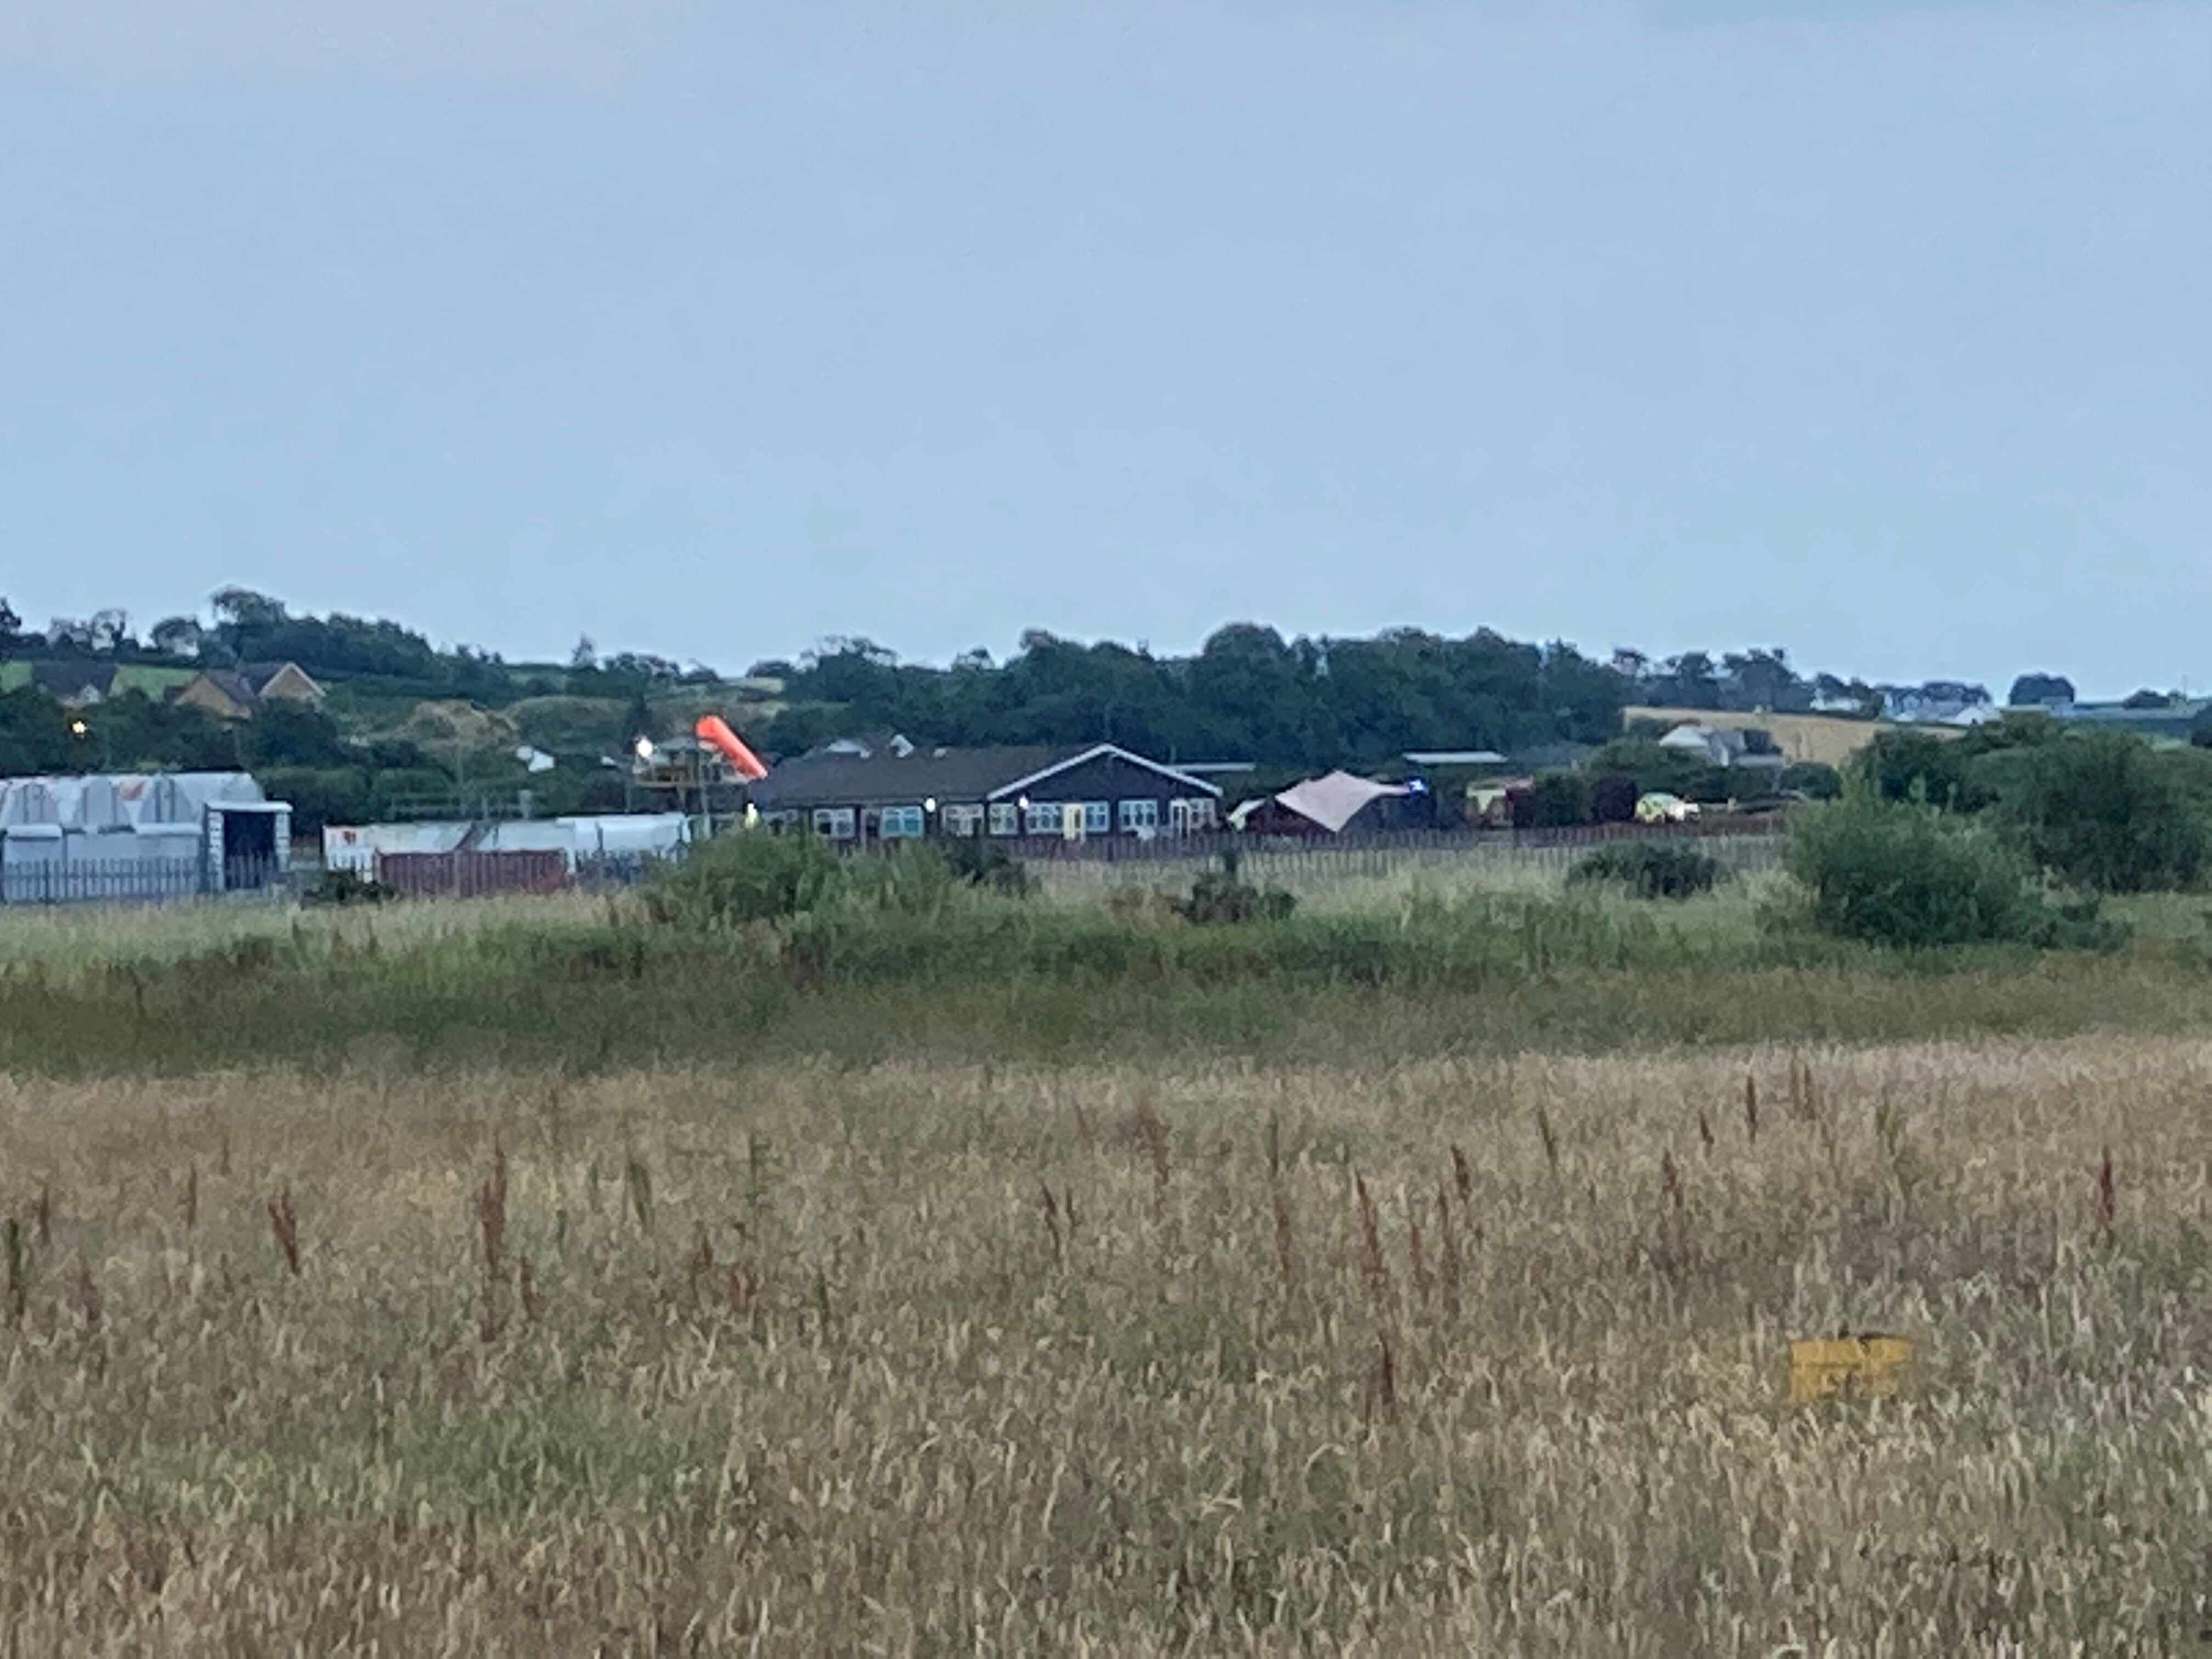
[988,803,1019,837]
[943,804,984,838]
[1172,797,1216,833]
[1119,798,1159,833]
[1024,802,1062,835]
[812,808,856,839]
[879,805,926,839]
[1082,801,1110,834]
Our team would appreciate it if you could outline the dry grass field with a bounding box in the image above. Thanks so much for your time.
[1624,706,1949,769]
[4,1037,2207,1655]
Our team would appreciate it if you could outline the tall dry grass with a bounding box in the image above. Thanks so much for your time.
[2,1037,2207,1654]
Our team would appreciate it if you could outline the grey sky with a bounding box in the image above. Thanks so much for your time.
[3,1,2206,696]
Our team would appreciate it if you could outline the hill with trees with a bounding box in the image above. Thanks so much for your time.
[4,586,2171,831]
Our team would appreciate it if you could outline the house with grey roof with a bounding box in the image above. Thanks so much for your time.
[746,741,1222,842]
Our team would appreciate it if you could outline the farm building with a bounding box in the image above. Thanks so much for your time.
[744,740,1221,842]
[0,771,292,902]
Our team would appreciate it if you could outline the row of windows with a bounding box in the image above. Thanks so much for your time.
[808,799,1216,839]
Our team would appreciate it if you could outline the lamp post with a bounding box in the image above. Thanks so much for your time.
[69,716,112,770]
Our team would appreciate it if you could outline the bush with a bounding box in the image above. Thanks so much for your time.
[1172,850,1296,925]
[1782,799,2124,950]
[1854,730,1982,811]
[1589,774,1640,824]
[1581,738,1728,803]
[942,837,1037,898]
[646,831,843,927]
[1519,771,1592,828]
[1568,842,1726,900]
[1996,731,2210,894]
[304,867,393,907]
[1781,761,1842,801]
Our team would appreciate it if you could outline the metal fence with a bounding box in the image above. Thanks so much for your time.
[0,856,292,907]
[1017,825,1787,896]
[365,850,667,898]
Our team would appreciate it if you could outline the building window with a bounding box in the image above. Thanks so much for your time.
[1025,802,1063,835]
[1119,798,1159,833]
[1082,801,1110,834]
[943,804,984,838]
[1171,797,1217,834]
[879,805,926,839]
[812,808,856,839]
[988,803,1019,836]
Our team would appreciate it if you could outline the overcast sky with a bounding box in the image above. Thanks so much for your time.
[3,1,2206,696]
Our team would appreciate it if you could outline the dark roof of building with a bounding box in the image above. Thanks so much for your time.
[196,669,259,706]
[28,662,119,697]
[748,742,1221,810]
[749,745,1069,810]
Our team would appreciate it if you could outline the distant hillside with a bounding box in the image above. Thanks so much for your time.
[5,585,2162,827]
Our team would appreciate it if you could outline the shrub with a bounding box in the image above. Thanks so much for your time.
[1519,771,1592,828]
[839,845,968,917]
[1780,761,1842,801]
[645,831,843,927]
[1995,731,2210,894]
[941,837,1036,898]
[1172,850,1296,925]
[1581,738,1728,803]
[1853,730,1982,811]
[1589,774,1640,824]
[304,867,393,907]
[1568,842,1726,900]
[1782,799,2124,950]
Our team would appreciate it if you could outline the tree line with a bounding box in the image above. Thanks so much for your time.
[2,586,2172,785]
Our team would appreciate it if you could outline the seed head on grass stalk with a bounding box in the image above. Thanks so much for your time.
[1436,1187,1461,1318]
[1354,1174,1388,1301]
[1273,1188,1295,1286]
[1367,1334,1398,1421]
[1132,1097,1171,1197]
[625,1154,655,1236]
[74,1260,100,1334]
[1039,1183,1064,1266]
[266,1192,300,1276]
[3,1217,25,1325]
[476,1146,509,1341]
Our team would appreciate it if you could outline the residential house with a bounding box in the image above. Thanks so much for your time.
[1881,684,1993,725]
[745,741,1222,842]
[28,662,120,709]
[170,661,326,721]
[1657,723,1788,777]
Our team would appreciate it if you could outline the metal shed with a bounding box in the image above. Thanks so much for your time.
[0,772,292,903]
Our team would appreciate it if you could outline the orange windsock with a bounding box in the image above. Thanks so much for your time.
[695,714,769,781]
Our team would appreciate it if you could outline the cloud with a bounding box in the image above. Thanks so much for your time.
[0,0,690,83]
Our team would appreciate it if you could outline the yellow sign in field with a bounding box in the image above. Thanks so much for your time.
[1788,1334,1913,1404]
